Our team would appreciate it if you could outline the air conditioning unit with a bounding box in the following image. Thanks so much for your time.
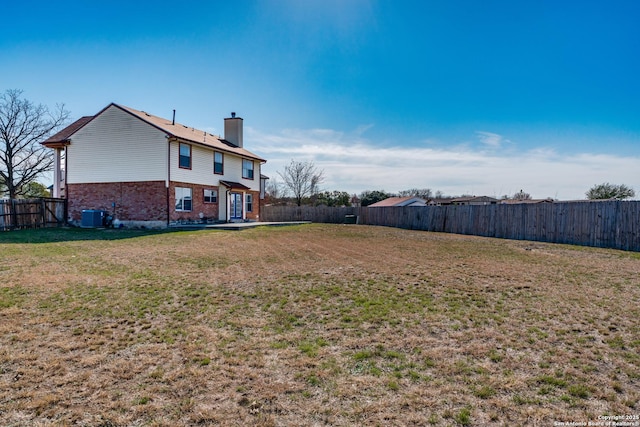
[81,210,105,227]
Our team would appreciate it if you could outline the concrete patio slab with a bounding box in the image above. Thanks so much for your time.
[169,221,311,231]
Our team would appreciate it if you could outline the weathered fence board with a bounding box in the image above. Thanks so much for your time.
[262,201,640,252]
[0,198,67,231]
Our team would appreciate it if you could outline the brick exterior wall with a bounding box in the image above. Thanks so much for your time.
[67,181,167,223]
[169,181,220,222]
[244,190,260,221]
[67,181,260,225]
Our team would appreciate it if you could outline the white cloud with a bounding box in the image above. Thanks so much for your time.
[247,127,639,200]
[475,131,513,149]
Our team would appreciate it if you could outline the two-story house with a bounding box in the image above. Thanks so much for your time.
[42,103,266,228]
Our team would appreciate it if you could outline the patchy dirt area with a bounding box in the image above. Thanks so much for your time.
[1,224,639,426]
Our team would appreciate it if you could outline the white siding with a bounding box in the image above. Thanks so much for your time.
[170,141,260,191]
[170,142,215,186]
[225,156,245,184]
[66,104,262,191]
[223,156,260,191]
[67,105,168,183]
[218,189,228,221]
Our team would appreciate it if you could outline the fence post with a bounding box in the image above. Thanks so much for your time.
[11,198,17,229]
[41,198,46,228]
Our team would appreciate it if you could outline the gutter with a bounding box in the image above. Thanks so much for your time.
[166,136,171,226]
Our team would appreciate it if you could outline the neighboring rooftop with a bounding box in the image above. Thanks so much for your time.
[500,198,555,204]
[368,196,428,207]
[450,196,499,204]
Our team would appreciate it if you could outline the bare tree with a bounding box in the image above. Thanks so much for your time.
[398,188,433,200]
[0,89,69,199]
[265,176,287,204]
[278,159,324,206]
[512,189,532,201]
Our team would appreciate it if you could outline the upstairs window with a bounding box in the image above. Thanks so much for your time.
[214,151,224,174]
[242,159,254,180]
[204,189,218,203]
[175,187,192,211]
[179,143,191,169]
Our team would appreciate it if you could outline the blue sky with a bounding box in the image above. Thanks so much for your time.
[2,0,638,199]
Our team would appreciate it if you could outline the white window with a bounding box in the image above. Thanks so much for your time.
[246,194,253,212]
[175,187,192,211]
[242,159,254,180]
[179,143,191,169]
[204,189,217,203]
[214,152,223,174]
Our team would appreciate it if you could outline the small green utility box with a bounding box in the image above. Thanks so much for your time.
[344,215,357,224]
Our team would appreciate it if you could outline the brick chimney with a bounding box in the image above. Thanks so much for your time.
[224,112,243,148]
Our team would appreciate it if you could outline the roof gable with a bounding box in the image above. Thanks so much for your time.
[41,103,265,163]
[114,104,265,162]
[41,116,94,147]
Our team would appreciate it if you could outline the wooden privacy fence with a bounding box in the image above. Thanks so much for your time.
[262,201,640,252]
[0,198,67,231]
[263,205,358,224]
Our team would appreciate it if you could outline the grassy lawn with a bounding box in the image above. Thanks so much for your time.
[0,224,638,426]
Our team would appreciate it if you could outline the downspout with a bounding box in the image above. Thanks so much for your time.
[166,136,171,226]
[226,189,231,223]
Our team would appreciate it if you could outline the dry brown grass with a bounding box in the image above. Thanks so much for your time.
[0,224,639,426]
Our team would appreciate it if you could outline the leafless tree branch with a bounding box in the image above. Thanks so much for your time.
[277,159,324,206]
[0,89,69,198]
